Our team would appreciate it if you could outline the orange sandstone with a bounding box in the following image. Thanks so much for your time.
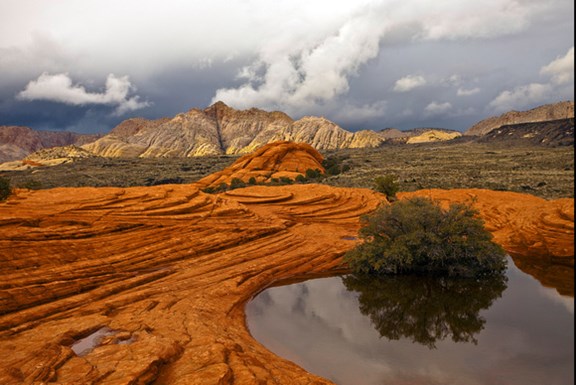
[0,142,573,384]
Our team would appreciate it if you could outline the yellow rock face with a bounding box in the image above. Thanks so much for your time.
[406,130,462,144]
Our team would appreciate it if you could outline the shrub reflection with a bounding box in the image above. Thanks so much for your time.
[342,272,508,349]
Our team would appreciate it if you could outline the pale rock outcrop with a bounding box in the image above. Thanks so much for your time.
[406,130,462,144]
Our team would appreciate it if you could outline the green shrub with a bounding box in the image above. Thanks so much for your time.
[279,176,293,184]
[373,175,399,200]
[344,197,507,277]
[230,178,246,189]
[0,176,10,201]
[248,177,257,185]
[305,168,323,179]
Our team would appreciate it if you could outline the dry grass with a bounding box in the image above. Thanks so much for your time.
[1,141,573,200]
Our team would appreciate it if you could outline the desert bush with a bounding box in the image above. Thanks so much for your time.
[373,175,399,200]
[230,178,246,189]
[305,168,323,179]
[0,176,10,201]
[344,197,507,277]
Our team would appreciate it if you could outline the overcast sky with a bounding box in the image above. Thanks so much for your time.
[0,0,573,133]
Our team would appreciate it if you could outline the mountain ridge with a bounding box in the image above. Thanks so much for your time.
[1,100,573,163]
[465,101,574,136]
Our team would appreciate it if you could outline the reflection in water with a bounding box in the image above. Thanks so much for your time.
[510,254,574,296]
[342,273,507,348]
[247,258,574,385]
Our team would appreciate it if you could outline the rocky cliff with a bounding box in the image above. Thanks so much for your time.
[0,141,573,384]
[465,101,574,136]
[0,126,99,163]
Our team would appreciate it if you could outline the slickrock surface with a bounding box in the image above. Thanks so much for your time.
[0,182,573,382]
[196,141,325,189]
[0,183,382,385]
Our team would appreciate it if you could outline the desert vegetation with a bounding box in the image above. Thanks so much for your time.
[343,197,507,277]
[0,176,10,201]
[0,141,573,199]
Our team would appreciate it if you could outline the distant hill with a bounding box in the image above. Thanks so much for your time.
[0,125,100,162]
[477,118,574,147]
[465,101,574,136]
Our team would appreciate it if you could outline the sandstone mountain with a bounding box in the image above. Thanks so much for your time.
[0,125,100,163]
[82,102,387,158]
[465,101,574,136]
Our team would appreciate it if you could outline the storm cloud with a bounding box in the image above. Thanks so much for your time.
[0,0,573,133]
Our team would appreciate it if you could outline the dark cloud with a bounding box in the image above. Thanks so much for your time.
[0,0,573,134]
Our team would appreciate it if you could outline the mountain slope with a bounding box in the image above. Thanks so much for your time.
[0,126,99,162]
[82,102,388,157]
[465,101,574,136]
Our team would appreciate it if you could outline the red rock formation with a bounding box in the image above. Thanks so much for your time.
[0,142,573,384]
[196,141,325,189]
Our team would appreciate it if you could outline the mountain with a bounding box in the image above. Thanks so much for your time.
[477,118,574,146]
[82,102,388,157]
[0,125,100,163]
[465,101,574,136]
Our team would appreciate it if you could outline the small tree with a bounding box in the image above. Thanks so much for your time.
[0,176,10,201]
[373,175,399,201]
[344,197,507,277]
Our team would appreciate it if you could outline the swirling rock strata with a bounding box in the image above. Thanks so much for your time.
[196,141,325,189]
[0,182,573,384]
[0,183,382,384]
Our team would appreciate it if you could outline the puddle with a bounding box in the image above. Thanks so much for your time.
[71,327,116,356]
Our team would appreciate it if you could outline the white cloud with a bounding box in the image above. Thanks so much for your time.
[393,75,427,92]
[488,83,553,112]
[457,87,481,96]
[425,101,452,115]
[489,46,574,112]
[209,0,565,116]
[212,5,387,115]
[540,46,574,85]
[17,73,150,115]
